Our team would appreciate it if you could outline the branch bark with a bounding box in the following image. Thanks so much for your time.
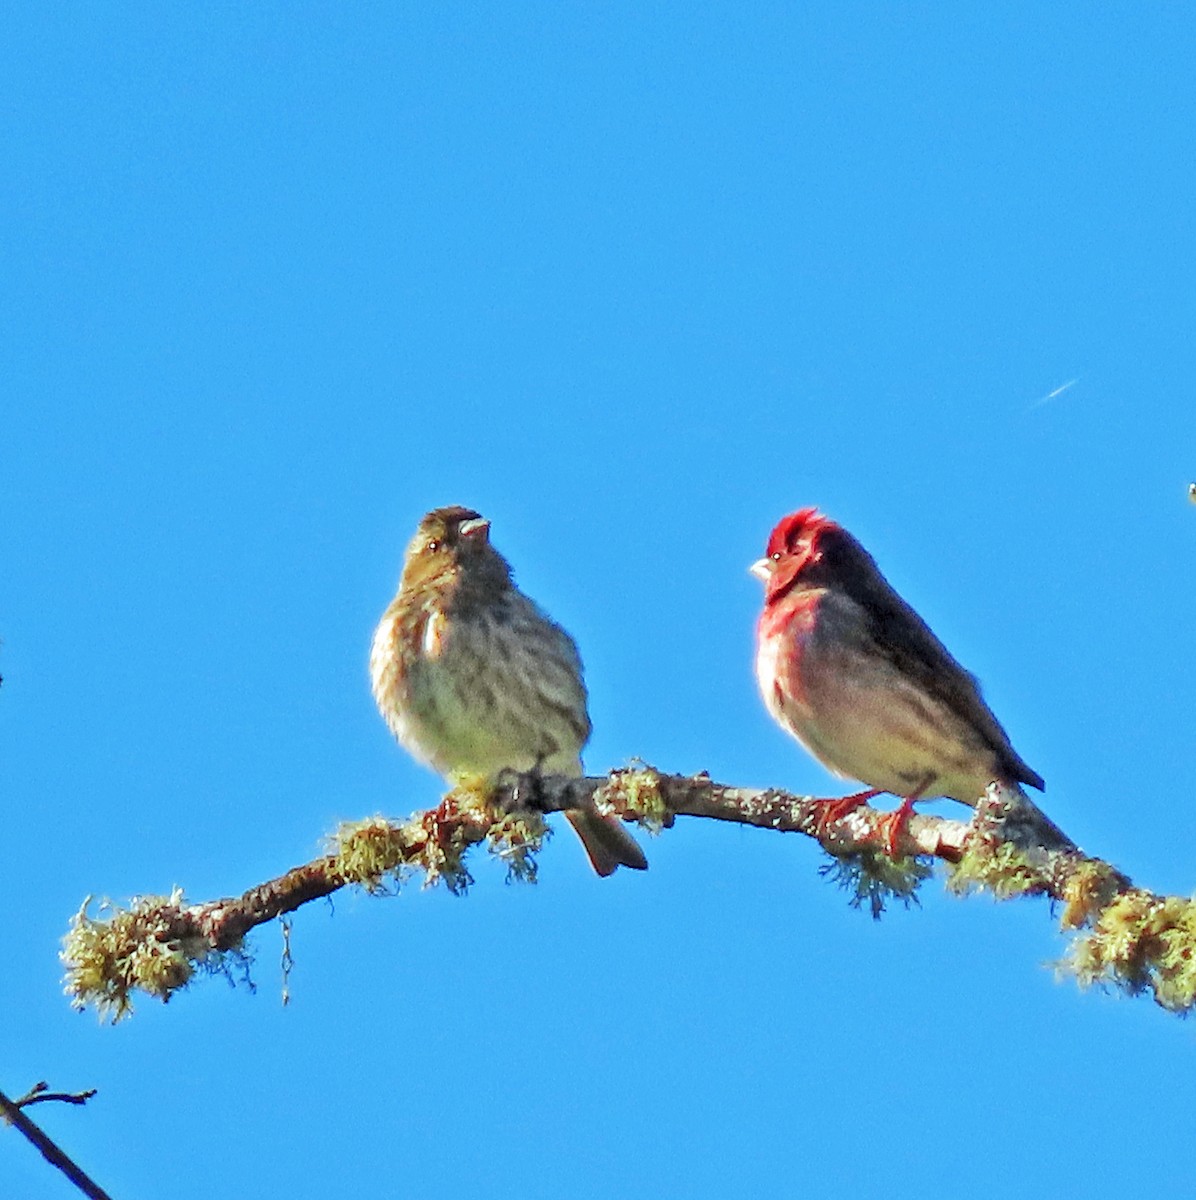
[61,766,1196,1019]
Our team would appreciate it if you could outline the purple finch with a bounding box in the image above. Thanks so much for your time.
[752,508,1044,850]
[371,506,647,877]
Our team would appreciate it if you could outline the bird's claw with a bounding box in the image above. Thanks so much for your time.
[879,796,917,858]
[813,789,883,839]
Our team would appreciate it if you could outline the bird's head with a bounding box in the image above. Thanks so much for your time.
[750,507,837,602]
[400,505,511,594]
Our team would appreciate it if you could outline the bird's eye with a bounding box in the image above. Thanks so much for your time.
[425,539,441,553]
[771,551,782,562]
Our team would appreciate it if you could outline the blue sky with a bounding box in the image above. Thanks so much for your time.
[4,5,1195,1196]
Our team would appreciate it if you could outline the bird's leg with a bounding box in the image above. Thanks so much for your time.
[879,779,931,858]
[424,794,461,848]
[813,788,884,838]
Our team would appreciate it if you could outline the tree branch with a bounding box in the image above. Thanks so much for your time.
[61,766,1195,1020]
[12,1081,98,1110]
[1,1084,111,1200]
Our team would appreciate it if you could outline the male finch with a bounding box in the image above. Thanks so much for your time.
[371,506,648,877]
[751,508,1044,851]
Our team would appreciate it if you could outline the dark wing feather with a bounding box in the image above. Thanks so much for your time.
[819,528,1044,791]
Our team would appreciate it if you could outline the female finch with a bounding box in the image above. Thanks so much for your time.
[370,506,648,877]
[751,508,1044,851]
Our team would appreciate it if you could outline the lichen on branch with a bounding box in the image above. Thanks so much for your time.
[60,766,1196,1020]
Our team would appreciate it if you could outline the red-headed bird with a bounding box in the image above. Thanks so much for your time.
[752,508,1043,851]
[371,506,648,877]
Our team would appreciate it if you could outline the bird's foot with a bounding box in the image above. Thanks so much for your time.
[814,789,884,839]
[424,795,462,848]
[878,795,921,858]
[493,762,549,814]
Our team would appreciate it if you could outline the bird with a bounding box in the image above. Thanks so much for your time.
[370,505,647,877]
[751,507,1044,853]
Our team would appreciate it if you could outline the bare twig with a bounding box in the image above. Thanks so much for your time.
[13,1081,98,1109]
[61,766,1195,1018]
[1,1086,111,1200]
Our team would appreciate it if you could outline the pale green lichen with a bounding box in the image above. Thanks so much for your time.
[446,772,495,812]
[944,837,1048,901]
[333,810,476,895]
[333,816,424,893]
[332,781,536,895]
[602,766,671,834]
[941,839,1196,1010]
[1059,859,1123,930]
[1063,890,1196,1013]
[61,891,247,1023]
[819,850,933,920]
[486,811,549,883]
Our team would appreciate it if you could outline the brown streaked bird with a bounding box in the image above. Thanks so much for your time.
[752,507,1044,852]
[371,505,648,877]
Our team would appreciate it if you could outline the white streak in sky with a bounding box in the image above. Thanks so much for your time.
[1028,377,1079,410]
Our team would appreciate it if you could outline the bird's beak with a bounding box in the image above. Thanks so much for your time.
[459,517,491,543]
[749,558,771,582]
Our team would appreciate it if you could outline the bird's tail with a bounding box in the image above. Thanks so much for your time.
[998,782,1075,853]
[565,810,649,877]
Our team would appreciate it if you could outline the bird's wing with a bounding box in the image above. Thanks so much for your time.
[834,545,1043,791]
